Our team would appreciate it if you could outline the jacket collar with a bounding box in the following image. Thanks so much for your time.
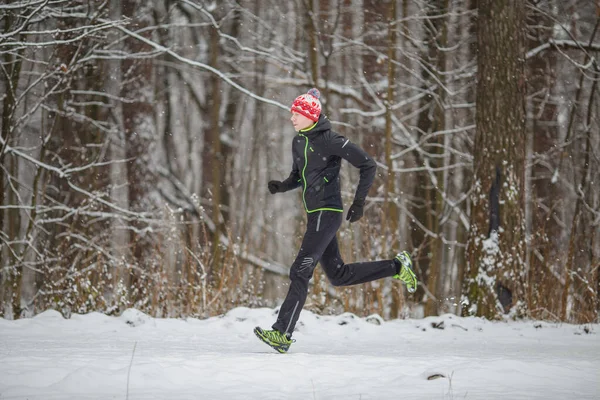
[298,114,330,137]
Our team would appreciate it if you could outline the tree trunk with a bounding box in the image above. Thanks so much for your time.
[463,0,527,319]
[207,22,224,277]
[1,11,24,319]
[361,0,387,158]
[384,0,401,317]
[525,0,561,319]
[454,0,478,313]
[305,0,319,87]
[121,0,156,303]
[561,71,597,321]
[410,0,448,316]
[107,0,131,302]
[220,8,242,230]
[423,0,449,317]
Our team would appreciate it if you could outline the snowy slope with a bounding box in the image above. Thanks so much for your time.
[0,307,598,400]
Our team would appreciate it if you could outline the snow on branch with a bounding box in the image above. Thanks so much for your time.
[110,23,290,112]
[0,19,123,49]
[527,39,600,62]
[70,90,137,104]
[0,0,49,41]
[1,143,67,178]
[181,0,302,64]
[0,0,52,11]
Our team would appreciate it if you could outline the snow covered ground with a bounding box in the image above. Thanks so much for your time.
[0,307,598,400]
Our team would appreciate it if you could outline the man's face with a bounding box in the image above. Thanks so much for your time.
[290,111,315,132]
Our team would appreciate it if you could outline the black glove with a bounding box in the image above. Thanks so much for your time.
[268,180,283,194]
[346,201,364,223]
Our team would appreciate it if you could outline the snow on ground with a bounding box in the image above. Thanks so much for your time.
[0,307,598,400]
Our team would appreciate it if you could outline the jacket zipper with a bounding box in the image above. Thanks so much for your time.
[299,134,310,213]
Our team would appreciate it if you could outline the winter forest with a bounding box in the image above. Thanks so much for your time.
[1,0,598,325]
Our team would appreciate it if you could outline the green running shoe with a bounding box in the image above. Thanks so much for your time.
[393,251,417,293]
[254,327,294,353]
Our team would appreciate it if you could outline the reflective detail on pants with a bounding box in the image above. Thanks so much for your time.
[316,211,323,232]
[284,301,299,336]
[297,257,313,272]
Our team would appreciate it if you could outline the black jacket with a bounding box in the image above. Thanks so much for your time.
[279,115,376,213]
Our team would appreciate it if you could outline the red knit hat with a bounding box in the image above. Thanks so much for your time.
[290,88,322,122]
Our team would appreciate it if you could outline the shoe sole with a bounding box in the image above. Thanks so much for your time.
[395,253,417,293]
[402,267,417,293]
